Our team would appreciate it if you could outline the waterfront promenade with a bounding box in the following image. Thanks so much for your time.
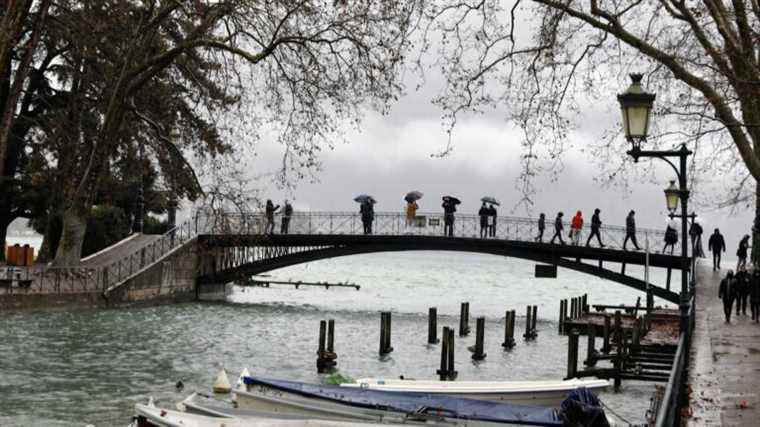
[689,262,760,426]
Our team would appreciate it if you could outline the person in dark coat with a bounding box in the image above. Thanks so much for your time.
[550,212,565,245]
[488,204,497,237]
[623,210,640,250]
[737,234,750,271]
[478,202,489,238]
[708,228,726,271]
[736,267,750,315]
[689,220,705,258]
[360,200,374,234]
[751,269,760,322]
[442,198,456,237]
[536,213,546,242]
[281,201,293,234]
[719,270,736,323]
[265,199,280,234]
[586,208,605,248]
[663,219,678,255]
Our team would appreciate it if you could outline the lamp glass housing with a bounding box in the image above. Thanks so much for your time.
[664,180,680,213]
[618,74,656,142]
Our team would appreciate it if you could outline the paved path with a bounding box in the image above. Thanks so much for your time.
[688,262,760,426]
[80,233,161,268]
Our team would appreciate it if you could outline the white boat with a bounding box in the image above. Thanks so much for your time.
[134,399,397,427]
[340,377,610,407]
[234,376,567,426]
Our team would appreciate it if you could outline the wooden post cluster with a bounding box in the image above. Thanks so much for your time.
[428,307,439,344]
[502,310,516,349]
[379,312,393,355]
[459,302,471,336]
[316,319,337,373]
[437,327,458,380]
[472,317,487,361]
[523,305,538,340]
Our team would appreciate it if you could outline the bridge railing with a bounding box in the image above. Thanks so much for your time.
[207,211,674,252]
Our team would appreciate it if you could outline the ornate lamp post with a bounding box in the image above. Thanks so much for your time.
[618,74,692,332]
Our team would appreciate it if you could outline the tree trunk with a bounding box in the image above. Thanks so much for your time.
[53,207,88,266]
[753,181,760,268]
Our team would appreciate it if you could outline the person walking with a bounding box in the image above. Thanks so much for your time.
[280,200,293,234]
[736,267,750,316]
[708,229,726,271]
[586,208,605,248]
[550,212,565,245]
[360,200,374,235]
[265,199,280,234]
[751,269,760,322]
[442,198,456,237]
[478,202,489,239]
[570,211,583,246]
[623,210,640,250]
[737,234,750,270]
[536,213,546,242]
[719,270,736,323]
[689,220,705,258]
[488,204,497,237]
[405,200,419,230]
[663,218,678,255]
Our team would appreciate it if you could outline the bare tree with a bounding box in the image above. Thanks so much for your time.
[421,1,760,254]
[44,0,420,265]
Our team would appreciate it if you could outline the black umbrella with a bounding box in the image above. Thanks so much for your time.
[404,191,423,203]
[442,196,461,205]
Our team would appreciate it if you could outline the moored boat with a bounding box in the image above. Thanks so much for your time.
[340,377,610,407]
[237,375,565,426]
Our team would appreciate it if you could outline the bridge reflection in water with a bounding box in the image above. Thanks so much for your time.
[198,212,687,303]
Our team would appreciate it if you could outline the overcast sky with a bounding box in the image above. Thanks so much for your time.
[243,76,753,249]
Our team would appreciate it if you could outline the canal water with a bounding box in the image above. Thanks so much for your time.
[0,251,674,426]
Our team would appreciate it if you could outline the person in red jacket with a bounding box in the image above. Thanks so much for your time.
[570,211,583,245]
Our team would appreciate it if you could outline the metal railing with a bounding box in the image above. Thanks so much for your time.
[207,211,673,252]
[654,294,696,425]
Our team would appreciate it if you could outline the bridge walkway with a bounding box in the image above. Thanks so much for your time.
[80,233,162,268]
[688,263,759,426]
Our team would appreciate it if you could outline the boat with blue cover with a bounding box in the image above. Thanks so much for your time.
[237,375,565,426]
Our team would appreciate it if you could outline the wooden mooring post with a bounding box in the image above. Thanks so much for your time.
[581,294,588,313]
[437,327,458,380]
[602,315,612,354]
[531,305,538,338]
[428,307,439,344]
[472,317,487,361]
[558,299,566,334]
[379,312,393,355]
[566,329,579,379]
[502,310,516,349]
[613,310,623,390]
[459,302,470,336]
[570,298,577,320]
[316,320,337,373]
[523,305,538,340]
[584,321,597,367]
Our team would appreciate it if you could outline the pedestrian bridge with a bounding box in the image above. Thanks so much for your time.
[1,211,689,306]
[195,212,686,303]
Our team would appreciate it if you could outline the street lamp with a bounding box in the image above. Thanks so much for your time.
[664,181,679,214]
[617,73,693,333]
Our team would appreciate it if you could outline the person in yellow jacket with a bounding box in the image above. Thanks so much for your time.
[405,200,419,229]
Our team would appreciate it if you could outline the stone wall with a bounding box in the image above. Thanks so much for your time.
[105,238,200,307]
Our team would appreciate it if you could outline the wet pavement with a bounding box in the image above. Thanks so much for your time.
[688,262,760,426]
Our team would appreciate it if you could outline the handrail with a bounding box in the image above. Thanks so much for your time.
[655,294,695,427]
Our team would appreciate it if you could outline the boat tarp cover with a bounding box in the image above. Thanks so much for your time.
[243,376,563,426]
[559,388,610,427]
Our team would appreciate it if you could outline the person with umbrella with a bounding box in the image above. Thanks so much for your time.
[265,199,280,234]
[478,202,489,238]
[481,197,499,238]
[404,191,422,230]
[442,196,459,237]
[550,212,565,245]
[360,199,375,234]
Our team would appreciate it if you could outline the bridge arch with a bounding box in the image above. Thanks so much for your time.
[196,234,683,303]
